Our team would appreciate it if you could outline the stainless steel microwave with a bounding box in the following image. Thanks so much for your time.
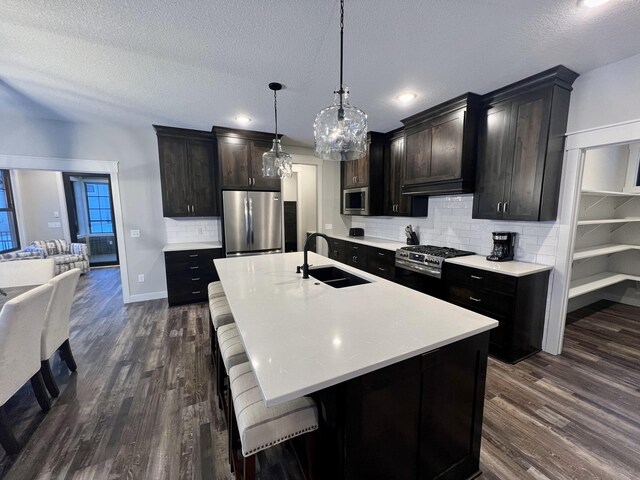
[343,187,369,215]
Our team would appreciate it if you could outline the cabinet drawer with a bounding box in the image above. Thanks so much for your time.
[328,239,346,263]
[367,257,395,280]
[346,242,368,270]
[446,285,513,320]
[164,248,221,263]
[367,247,395,267]
[445,264,516,295]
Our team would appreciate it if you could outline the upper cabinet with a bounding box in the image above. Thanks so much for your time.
[341,132,385,215]
[472,66,579,221]
[154,125,218,217]
[401,93,482,196]
[213,127,281,191]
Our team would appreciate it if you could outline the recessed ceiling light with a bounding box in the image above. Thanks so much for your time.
[397,92,417,103]
[580,0,611,8]
[235,115,252,125]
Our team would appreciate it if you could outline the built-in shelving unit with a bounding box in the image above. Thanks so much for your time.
[568,146,640,308]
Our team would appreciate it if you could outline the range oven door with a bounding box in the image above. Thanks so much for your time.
[394,261,444,298]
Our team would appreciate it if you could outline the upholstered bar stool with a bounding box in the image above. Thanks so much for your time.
[208,282,232,368]
[228,362,319,480]
[216,323,248,410]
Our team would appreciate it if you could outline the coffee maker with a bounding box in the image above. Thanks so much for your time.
[486,232,516,262]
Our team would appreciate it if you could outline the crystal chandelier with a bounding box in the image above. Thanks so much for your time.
[314,0,367,161]
[262,82,293,178]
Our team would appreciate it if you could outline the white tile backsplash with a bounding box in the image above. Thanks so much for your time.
[164,217,222,243]
[350,194,559,265]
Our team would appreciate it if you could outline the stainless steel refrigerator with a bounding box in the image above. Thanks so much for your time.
[222,190,282,256]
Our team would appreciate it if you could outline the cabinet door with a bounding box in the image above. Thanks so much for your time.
[385,137,411,216]
[430,110,465,182]
[472,102,512,219]
[404,127,432,186]
[343,159,358,188]
[218,138,250,189]
[189,140,217,216]
[158,136,191,217]
[503,91,552,221]
[251,141,281,191]
[354,150,369,187]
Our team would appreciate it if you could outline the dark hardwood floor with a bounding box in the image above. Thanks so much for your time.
[1,269,638,479]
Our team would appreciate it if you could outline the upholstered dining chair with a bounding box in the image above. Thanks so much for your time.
[40,268,81,398]
[0,283,54,455]
[0,258,55,288]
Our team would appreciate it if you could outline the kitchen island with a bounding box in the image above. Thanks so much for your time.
[215,252,498,480]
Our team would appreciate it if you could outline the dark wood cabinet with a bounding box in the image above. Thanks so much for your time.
[401,93,481,196]
[155,126,218,217]
[164,248,223,306]
[213,127,281,191]
[366,247,395,280]
[341,132,385,215]
[346,242,368,270]
[328,238,346,263]
[473,66,579,221]
[444,263,550,363]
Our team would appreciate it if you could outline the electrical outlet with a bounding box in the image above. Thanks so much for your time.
[53,211,60,218]
[325,224,333,230]
[138,274,145,282]
[130,229,141,238]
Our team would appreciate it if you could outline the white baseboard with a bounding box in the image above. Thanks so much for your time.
[601,292,640,308]
[127,291,168,304]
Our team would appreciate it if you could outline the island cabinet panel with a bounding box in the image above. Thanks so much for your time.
[444,263,549,363]
[339,331,490,480]
[346,242,368,270]
[155,125,218,217]
[472,65,578,221]
[164,248,223,306]
[401,93,481,196]
[213,126,281,191]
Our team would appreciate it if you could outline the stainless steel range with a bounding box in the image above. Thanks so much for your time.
[395,245,475,279]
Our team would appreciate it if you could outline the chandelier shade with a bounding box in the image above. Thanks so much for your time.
[262,82,292,179]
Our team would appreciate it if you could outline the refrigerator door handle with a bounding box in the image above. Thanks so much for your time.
[249,197,254,244]
[244,197,250,245]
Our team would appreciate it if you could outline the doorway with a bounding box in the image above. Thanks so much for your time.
[62,173,119,266]
[282,165,318,252]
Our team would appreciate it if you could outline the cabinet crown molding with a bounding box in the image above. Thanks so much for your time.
[153,125,214,141]
[212,126,281,143]
[401,92,482,128]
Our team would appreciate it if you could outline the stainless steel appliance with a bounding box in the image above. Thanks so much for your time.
[395,245,475,279]
[343,187,369,215]
[222,190,282,256]
[486,232,516,262]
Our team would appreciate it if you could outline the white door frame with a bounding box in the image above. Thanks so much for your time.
[0,154,131,303]
[545,118,640,354]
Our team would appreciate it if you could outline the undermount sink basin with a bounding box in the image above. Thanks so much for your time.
[308,266,371,288]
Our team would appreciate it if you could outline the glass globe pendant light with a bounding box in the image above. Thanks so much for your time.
[314,0,367,161]
[262,82,293,179]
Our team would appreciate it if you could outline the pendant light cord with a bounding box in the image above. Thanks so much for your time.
[338,0,345,120]
[273,90,279,157]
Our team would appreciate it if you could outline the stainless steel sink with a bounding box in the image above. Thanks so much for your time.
[308,266,371,288]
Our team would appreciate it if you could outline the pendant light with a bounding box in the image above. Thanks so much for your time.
[262,82,293,179]
[313,0,367,161]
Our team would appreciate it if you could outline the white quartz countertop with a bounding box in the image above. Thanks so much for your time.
[162,242,222,252]
[328,234,407,251]
[214,252,497,407]
[446,255,552,277]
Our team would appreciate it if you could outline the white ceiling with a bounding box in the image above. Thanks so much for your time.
[2,0,640,146]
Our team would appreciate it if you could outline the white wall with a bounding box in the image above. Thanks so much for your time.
[567,53,640,133]
[581,144,629,191]
[13,170,67,243]
[295,164,318,250]
[0,114,166,300]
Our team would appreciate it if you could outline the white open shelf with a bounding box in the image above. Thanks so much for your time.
[568,272,640,299]
[581,189,640,198]
[573,244,640,260]
[576,217,640,226]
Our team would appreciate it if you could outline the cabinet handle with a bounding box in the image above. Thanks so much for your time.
[469,296,482,302]
[378,267,386,272]
[503,202,509,213]
[192,277,201,281]
[353,255,357,262]
[190,266,199,270]
[378,252,385,256]
[470,275,483,280]
[192,290,202,295]
[189,254,199,258]
[496,202,502,213]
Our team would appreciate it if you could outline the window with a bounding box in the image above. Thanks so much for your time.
[85,182,113,234]
[0,170,20,253]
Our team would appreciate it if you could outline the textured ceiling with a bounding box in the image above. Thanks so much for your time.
[2,0,640,146]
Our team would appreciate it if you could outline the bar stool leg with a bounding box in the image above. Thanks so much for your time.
[0,406,20,455]
[243,455,255,480]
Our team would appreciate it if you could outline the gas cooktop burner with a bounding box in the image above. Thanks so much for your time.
[395,245,475,278]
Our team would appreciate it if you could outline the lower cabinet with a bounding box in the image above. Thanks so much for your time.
[164,248,223,306]
[366,247,395,280]
[346,242,368,270]
[444,263,550,363]
[328,238,346,263]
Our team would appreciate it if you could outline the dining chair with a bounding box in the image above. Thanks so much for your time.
[0,283,54,455]
[40,268,81,398]
[0,258,55,288]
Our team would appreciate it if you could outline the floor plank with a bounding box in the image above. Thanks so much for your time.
[1,270,638,479]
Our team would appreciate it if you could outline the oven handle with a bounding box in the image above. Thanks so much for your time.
[395,258,442,279]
